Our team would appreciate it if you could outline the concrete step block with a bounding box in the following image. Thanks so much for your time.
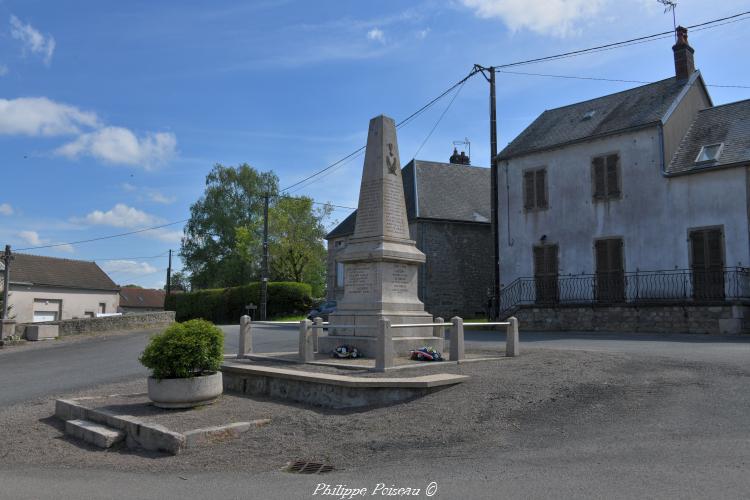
[64,419,124,449]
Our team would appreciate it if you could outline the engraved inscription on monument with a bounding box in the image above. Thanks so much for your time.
[383,179,406,237]
[355,181,381,236]
[391,264,410,294]
[345,263,374,296]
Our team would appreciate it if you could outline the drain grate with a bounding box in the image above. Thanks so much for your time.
[283,460,335,474]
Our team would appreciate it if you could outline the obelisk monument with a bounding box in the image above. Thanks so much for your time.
[320,114,439,357]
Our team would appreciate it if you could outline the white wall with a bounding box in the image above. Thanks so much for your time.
[7,285,120,323]
[498,126,749,286]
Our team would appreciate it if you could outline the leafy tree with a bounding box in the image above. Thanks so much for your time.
[122,284,143,288]
[166,271,191,292]
[267,196,331,297]
[181,163,278,288]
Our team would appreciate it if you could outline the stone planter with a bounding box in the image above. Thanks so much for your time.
[147,372,223,409]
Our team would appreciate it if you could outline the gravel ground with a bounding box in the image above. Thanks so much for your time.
[1,347,746,475]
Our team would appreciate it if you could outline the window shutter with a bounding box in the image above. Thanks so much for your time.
[691,231,706,270]
[610,239,624,272]
[535,170,548,208]
[524,171,535,209]
[606,155,620,196]
[592,157,606,199]
[595,240,608,273]
[707,230,723,268]
[533,246,545,275]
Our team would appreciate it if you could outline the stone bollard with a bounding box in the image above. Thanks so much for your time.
[313,317,323,352]
[238,315,252,358]
[298,319,314,363]
[375,319,393,372]
[450,316,465,362]
[0,319,16,340]
[433,317,444,339]
[506,316,519,357]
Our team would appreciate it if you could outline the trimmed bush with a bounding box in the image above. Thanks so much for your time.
[139,319,224,379]
[165,281,313,323]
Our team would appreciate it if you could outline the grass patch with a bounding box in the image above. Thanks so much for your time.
[269,314,306,322]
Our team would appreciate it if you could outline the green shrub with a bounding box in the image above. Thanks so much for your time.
[139,319,224,379]
[167,281,313,323]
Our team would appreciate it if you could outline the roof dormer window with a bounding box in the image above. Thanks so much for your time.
[695,143,723,164]
[581,110,596,121]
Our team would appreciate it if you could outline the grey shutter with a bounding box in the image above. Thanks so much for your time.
[593,157,606,199]
[536,169,548,208]
[606,154,620,197]
[524,171,535,209]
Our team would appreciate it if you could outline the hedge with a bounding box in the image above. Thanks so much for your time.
[164,282,313,324]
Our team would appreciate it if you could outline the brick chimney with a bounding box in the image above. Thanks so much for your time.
[672,26,695,81]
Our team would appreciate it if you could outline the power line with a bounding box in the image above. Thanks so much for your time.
[280,67,481,193]
[413,78,468,159]
[497,69,750,89]
[94,251,171,262]
[279,10,749,194]
[15,220,189,251]
[490,10,750,70]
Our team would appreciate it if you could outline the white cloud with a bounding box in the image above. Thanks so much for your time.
[0,65,8,76]
[0,203,13,216]
[416,28,430,39]
[10,15,56,65]
[16,229,74,252]
[460,0,605,37]
[56,126,177,169]
[0,97,99,137]
[84,203,162,228]
[121,182,137,192]
[150,229,183,243]
[100,260,158,276]
[367,28,385,43]
[18,230,42,246]
[147,190,176,205]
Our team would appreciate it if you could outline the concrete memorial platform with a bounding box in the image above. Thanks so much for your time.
[320,114,440,356]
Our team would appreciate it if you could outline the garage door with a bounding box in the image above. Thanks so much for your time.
[33,311,58,322]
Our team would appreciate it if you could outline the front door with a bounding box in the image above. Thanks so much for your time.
[595,238,625,303]
[690,228,725,300]
[533,244,559,304]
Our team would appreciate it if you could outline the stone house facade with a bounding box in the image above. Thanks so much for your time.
[1,253,120,323]
[118,287,166,314]
[326,159,493,319]
[496,27,750,333]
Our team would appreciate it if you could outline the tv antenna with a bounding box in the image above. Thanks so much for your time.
[452,138,470,159]
[657,0,678,38]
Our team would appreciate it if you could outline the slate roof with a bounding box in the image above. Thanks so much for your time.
[9,254,119,291]
[325,160,490,239]
[119,287,166,309]
[498,76,692,160]
[667,99,750,175]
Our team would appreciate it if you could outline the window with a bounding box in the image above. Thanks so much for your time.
[336,262,345,288]
[335,239,345,248]
[595,238,625,302]
[523,168,548,210]
[592,154,620,201]
[99,303,106,314]
[694,143,723,164]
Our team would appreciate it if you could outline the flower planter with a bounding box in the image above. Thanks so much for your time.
[147,372,223,409]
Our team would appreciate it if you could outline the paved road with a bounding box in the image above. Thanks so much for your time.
[3,325,750,406]
[2,326,750,499]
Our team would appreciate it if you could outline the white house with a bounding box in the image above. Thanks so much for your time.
[495,27,750,333]
[2,253,120,323]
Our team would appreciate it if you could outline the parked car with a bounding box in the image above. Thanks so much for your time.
[307,300,337,321]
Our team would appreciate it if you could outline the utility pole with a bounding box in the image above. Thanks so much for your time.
[260,193,270,321]
[474,64,500,319]
[166,249,172,296]
[2,245,12,320]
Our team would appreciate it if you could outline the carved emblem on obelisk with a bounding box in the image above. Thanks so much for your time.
[386,143,398,175]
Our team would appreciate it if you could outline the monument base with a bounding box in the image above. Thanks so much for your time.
[317,335,444,358]
[328,310,434,338]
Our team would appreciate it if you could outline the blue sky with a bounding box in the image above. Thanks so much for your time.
[1,0,748,288]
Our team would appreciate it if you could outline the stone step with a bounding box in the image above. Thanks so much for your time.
[64,419,125,449]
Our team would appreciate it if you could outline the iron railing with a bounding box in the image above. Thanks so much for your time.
[498,267,750,318]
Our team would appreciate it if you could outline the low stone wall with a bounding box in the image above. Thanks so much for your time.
[512,303,749,335]
[17,311,175,338]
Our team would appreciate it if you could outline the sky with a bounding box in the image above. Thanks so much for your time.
[1,0,748,289]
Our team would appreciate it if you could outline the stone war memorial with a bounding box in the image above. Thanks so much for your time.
[318,114,443,357]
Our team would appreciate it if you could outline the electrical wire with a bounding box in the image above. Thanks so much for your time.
[413,78,468,159]
[496,69,750,89]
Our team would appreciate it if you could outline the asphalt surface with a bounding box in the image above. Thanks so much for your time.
[2,326,750,499]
